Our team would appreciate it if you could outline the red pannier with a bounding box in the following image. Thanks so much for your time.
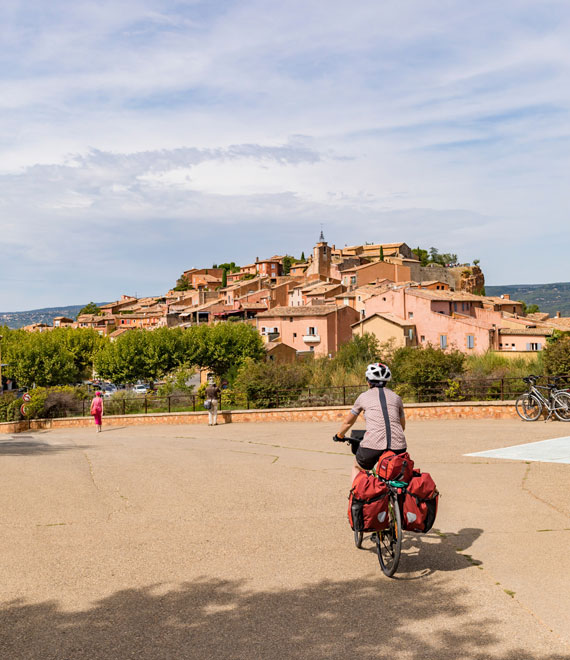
[401,471,439,533]
[348,471,390,532]
[376,451,414,483]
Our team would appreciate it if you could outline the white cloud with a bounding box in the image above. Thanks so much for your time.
[1,0,570,308]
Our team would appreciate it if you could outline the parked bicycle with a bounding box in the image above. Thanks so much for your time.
[515,375,570,422]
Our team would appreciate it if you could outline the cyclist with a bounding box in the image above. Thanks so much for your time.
[334,363,407,482]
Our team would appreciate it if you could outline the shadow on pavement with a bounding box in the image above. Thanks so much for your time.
[1,575,567,660]
[0,439,91,456]
[360,527,484,578]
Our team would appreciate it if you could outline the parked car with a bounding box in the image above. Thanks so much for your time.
[133,384,149,395]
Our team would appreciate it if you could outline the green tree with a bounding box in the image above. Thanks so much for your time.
[77,302,101,318]
[543,337,570,376]
[379,245,384,261]
[282,256,293,275]
[186,323,265,377]
[57,328,105,379]
[222,270,228,287]
[94,327,189,383]
[173,275,191,292]
[5,332,80,387]
[521,302,540,315]
[300,251,305,261]
[413,247,429,266]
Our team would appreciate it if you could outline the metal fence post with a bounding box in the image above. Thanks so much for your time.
[168,395,171,413]
[144,397,148,415]
[82,399,86,416]
[343,386,346,406]
[122,398,126,416]
[246,394,249,410]
[192,395,196,412]
[500,378,504,401]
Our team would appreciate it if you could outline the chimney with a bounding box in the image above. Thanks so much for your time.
[556,311,561,318]
[503,294,510,300]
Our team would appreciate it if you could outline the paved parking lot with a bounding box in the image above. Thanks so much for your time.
[1,419,569,659]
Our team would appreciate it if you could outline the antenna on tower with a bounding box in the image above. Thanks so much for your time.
[319,224,325,242]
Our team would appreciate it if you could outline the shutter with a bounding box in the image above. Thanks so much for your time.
[526,343,531,351]
[537,343,542,350]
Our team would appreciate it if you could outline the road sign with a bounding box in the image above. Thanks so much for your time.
[20,404,28,417]
[22,393,31,402]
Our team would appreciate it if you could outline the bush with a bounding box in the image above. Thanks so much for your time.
[233,358,310,408]
[543,337,570,377]
[105,390,142,415]
[391,345,465,400]
[0,393,21,422]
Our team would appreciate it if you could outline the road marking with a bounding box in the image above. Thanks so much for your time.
[466,436,570,463]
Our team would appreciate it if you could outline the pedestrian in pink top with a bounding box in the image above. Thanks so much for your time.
[90,391,104,432]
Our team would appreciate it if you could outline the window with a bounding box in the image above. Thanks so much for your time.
[527,342,541,351]
[453,302,458,312]
[408,312,413,319]
[440,335,447,349]
[310,346,314,352]
[421,335,425,342]
[307,326,317,335]
[350,276,356,285]
[289,317,293,322]
[293,332,297,338]
[357,296,361,302]
[467,334,475,349]
[343,297,349,305]
[408,329,413,340]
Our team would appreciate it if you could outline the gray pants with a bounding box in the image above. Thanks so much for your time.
[208,400,218,425]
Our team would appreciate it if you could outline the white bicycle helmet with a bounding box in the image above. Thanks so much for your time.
[365,362,391,383]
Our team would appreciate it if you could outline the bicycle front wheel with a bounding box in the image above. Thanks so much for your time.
[376,492,402,577]
[516,393,542,421]
[553,392,570,422]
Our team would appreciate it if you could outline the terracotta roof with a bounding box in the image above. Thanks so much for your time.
[352,312,412,328]
[406,288,481,303]
[265,341,295,351]
[109,328,131,338]
[525,312,551,322]
[499,328,554,336]
[257,305,339,318]
[484,296,524,306]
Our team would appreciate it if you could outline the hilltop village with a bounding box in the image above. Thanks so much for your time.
[24,235,570,360]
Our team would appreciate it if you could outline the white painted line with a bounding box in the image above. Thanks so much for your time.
[466,436,570,464]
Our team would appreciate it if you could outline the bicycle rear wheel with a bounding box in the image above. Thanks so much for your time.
[376,492,402,577]
[553,392,570,422]
[515,393,542,421]
[354,529,363,548]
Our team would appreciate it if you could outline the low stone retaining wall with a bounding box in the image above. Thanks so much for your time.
[0,401,518,434]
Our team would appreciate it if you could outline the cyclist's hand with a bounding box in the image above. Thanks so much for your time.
[333,434,345,443]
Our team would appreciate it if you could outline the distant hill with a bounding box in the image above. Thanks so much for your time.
[0,303,108,329]
[486,282,570,316]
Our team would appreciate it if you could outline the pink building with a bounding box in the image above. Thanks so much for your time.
[362,287,546,355]
[256,305,359,357]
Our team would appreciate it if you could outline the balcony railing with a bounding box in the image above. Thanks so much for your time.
[302,334,320,343]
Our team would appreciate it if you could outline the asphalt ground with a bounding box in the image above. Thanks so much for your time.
[0,419,569,660]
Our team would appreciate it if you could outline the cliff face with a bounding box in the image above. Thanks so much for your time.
[453,265,485,294]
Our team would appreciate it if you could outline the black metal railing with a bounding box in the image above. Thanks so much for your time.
[6,374,568,422]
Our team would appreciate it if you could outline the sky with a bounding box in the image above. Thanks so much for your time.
[1,0,569,310]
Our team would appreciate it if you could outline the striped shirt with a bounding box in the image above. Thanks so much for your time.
[350,387,406,451]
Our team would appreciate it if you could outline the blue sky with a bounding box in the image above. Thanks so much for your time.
[1,0,569,310]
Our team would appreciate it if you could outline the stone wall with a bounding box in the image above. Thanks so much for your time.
[0,401,519,434]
